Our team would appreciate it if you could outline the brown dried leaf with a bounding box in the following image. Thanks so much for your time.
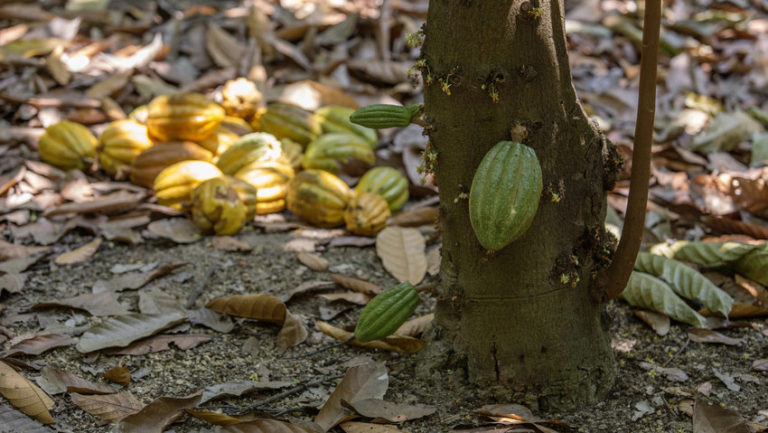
[318,292,372,306]
[0,239,48,261]
[346,60,411,85]
[187,308,235,333]
[0,360,54,424]
[426,245,440,276]
[76,312,187,353]
[2,333,73,357]
[389,207,439,227]
[315,362,388,432]
[104,334,212,356]
[0,273,27,294]
[316,321,424,354]
[296,252,329,271]
[54,237,102,265]
[218,418,321,432]
[634,310,671,336]
[329,274,383,295]
[329,236,377,248]
[376,227,426,284]
[212,236,252,252]
[185,409,249,425]
[87,70,132,99]
[207,293,287,323]
[277,312,308,352]
[200,380,294,404]
[117,392,202,433]
[688,328,744,346]
[345,399,436,423]
[146,218,202,244]
[92,262,186,293]
[701,215,768,239]
[41,367,115,394]
[0,404,54,433]
[35,290,129,316]
[693,397,751,433]
[43,191,146,217]
[395,314,434,337]
[340,422,408,433]
[280,280,336,302]
[206,23,247,68]
[104,366,130,387]
[753,359,768,371]
[70,391,144,423]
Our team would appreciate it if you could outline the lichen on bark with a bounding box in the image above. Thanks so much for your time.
[417,0,619,410]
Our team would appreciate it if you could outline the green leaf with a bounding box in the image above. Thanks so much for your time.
[634,252,733,317]
[621,272,708,327]
[649,241,755,267]
[730,246,768,287]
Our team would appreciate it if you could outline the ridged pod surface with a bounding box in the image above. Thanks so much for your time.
[153,160,222,209]
[355,167,409,211]
[354,282,420,342]
[349,104,420,129]
[224,175,259,220]
[215,132,284,175]
[220,115,253,136]
[198,124,240,156]
[38,121,97,170]
[302,133,375,174]
[146,93,225,142]
[280,138,304,171]
[469,141,543,251]
[286,169,352,227]
[97,119,153,175]
[344,192,390,236]
[234,162,294,215]
[191,177,247,235]
[220,77,261,120]
[256,103,321,147]
[314,105,377,148]
[130,141,213,188]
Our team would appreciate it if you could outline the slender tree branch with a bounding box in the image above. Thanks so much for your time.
[593,0,661,302]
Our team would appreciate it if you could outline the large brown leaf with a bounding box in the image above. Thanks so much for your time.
[346,399,436,423]
[316,321,424,354]
[218,418,322,433]
[43,190,146,217]
[315,362,389,432]
[35,290,129,316]
[54,237,102,265]
[0,361,54,424]
[104,334,212,356]
[693,397,751,433]
[117,392,202,433]
[329,274,383,295]
[145,218,202,244]
[40,367,115,394]
[0,404,54,433]
[376,227,426,284]
[92,262,186,293]
[0,239,48,261]
[277,312,308,352]
[70,391,144,423]
[2,333,73,357]
[76,312,187,353]
[207,293,287,323]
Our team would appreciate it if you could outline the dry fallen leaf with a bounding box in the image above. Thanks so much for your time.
[634,310,671,336]
[200,380,294,404]
[329,273,383,295]
[340,422,409,433]
[0,404,53,433]
[43,190,146,217]
[297,252,329,271]
[0,273,27,294]
[693,397,751,433]
[389,207,439,227]
[395,314,434,337]
[316,321,424,354]
[40,367,115,394]
[70,391,144,423]
[92,261,187,293]
[688,328,744,346]
[207,293,287,323]
[104,334,212,356]
[277,312,308,352]
[35,290,129,316]
[185,409,251,425]
[104,366,130,387]
[2,333,73,357]
[216,418,321,432]
[376,226,427,284]
[318,292,372,306]
[345,398,436,423]
[315,362,389,432]
[117,392,202,433]
[212,236,253,252]
[146,218,203,244]
[0,239,48,261]
[76,312,188,353]
[0,360,55,424]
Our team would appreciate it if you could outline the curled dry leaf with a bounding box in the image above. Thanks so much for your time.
[634,310,671,336]
[35,290,129,316]
[104,334,213,356]
[0,239,48,261]
[2,333,73,357]
[0,360,54,424]
[315,362,389,432]
[76,312,187,353]
[207,293,287,324]
[117,392,202,433]
[185,409,250,425]
[688,328,744,346]
[345,399,436,423]
[0,272,27,294]
[693,397,752,433]
[70,391,144,423]
[277,312,308,352]
[376,226,426,284]
[146,218,202,244]
[329,273,383,295]
[296,252,329,271]
[40,367,115,394]
[388,206,439,227]
[0,404,55,433]
[43,191,147,217]
[395,313,434,338]
[316,321,424,354]
[318,292,372,306]
[104,366,130,387]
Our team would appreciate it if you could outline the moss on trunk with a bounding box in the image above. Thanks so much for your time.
[418,0,618,410]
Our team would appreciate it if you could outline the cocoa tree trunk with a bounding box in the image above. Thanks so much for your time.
[418,0,618,410]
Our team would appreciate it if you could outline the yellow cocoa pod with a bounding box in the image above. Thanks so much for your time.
[191,177,247,235]
[153,160,222,209]
[130,141,213,188]
[344,192,390,236]
[146,93,225,142]
[280,138,303,171]
[302,133,375,175]
[198,124,240,156]
[355,166,409,211]
[220,115,253,136]
[224,175,259,221]
[215,132,284,175]
[97,119,154,175]
[234,162,294,215]
[256,103,321,147]
[286,169,351,227]
[38,121,97,170]
[220,78,262,120]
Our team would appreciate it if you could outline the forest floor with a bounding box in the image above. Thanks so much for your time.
[1,0,768,432]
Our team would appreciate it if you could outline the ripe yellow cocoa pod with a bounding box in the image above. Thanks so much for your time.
[191,177,247,235]
[38,121,97,170]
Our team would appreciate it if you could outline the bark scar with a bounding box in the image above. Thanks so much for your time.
[491,339,500,383]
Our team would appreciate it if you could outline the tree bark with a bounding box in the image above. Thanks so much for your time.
[418,0,619,410]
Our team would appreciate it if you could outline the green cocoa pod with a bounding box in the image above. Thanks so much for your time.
[314,106,378,148]
[354,282,420,343]
[469,141,542,251]
[355,166,409,211]
[349,104,421,129]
